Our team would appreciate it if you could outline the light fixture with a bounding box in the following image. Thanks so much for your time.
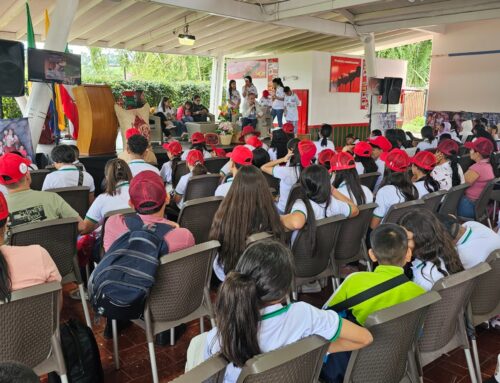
[178,18,195,46]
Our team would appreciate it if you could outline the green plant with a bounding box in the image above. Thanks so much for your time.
[2,97,22,119]
[402,116,426,134]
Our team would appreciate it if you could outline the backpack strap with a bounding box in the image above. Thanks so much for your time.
[123,214,173,254]
[326,274,409,313]
[123,214,145,231]
[78,170,84,187]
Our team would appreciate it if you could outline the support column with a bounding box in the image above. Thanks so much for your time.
[209,53,225,116]
[24,0,79,151]
[360,32,376,78]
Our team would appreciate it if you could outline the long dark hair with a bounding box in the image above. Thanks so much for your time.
[209,166,284,275]
[214,240,293,367]
[228,80,237,100]
[190,142,209,152]
[160,97,169,112]
[272,77,284,88]
[474,125,496,148]
[414,165,440,193]
[0,218,12,302]
[288,140,304,179]
[400,210,464,282]
[421,125,435,143]
[285,165,331,251]
[270,129,289,159]
[319,124,332,147]
[380,169,418,201]
[354,155,378,173]
[104,159,132,196]
[332,168,366,205]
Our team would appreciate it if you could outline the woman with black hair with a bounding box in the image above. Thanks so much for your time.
[411,151,440,198]
[353,141,378,175]
[330,152,373,205]
[267,129,289,161]
[431,139,465,191]
[314,124,335,157]
[271,78,285,128]
[416,125,436,152]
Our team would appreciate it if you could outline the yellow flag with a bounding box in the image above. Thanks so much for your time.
[54,84,66,131]
[44,9,50,38]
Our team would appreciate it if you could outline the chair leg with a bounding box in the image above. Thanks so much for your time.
[85,264,90,282]
[471,338,483,383]
[292,291,298,301]
[170,327,175,346]
[487,218,493,230]
[210,317,216,328]
[78,284,92,328]
[148,341,159,383]
[112,320,120,370]
[464,348,478,383]
[60,374,69,383]
[367,260,373,272]
[200,317,205,333]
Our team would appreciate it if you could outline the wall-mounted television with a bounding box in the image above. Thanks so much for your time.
[28,48,81,85]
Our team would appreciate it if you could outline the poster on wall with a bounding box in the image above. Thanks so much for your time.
[267,58,279,91]
[0,118,35,161]
[227,60,267,80]
[426,110,500,132]
[330,56,362,93]
[360,60,369,110]
[372,112,397,132]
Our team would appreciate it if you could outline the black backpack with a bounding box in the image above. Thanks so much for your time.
[88,214,173,320]
[48,319,104,383]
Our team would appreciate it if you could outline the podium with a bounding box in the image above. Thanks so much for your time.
[74,84,118,156]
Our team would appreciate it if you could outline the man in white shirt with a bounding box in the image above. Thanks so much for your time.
[283,87,301,135]
[125,131,161,177]
[214,146,253,197]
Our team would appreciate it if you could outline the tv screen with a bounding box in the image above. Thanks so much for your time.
[28,48,81,85]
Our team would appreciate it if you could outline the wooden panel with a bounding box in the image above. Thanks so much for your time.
[74,84,118,156]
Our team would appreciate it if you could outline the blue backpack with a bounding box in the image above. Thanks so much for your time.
[88,215,173,320]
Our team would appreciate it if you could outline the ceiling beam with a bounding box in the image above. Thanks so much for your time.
[411,25,446,35]
[274,16,357,38]
[0,0,25,30]
[254,33,329,52]
[337,9,355,23]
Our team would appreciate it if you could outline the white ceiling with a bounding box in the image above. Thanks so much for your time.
[0,0,499,57]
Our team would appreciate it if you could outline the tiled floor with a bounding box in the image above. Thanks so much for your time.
[46,283,499,383]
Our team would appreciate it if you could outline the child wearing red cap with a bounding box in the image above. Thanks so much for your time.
[174,150,209,209]
[330,152,373,205]
[317,149,335,170]
[214,146,254,197]
[371,149,418,229]
[431,139,465,191]
[124,133,161,177]
[368,136,392,191]
[458,137,495,218]
[118,128,158,165]
[181,132,211,161]
[160,140,184,185]
[314,124,336,159]
[411,151,440,198]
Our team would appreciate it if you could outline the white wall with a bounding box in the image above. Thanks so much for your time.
[428,19,500,113]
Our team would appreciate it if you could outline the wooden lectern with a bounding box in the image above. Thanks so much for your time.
[74,84,118,156]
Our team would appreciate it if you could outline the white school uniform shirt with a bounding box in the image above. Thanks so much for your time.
[284,93,300,122]
[355,162,365,175]
[160,161,174,184]
[128,159,161,177]
[204,302,343,383]
[268,147,278,161]
[336,183,374,205]
[272,87,285,110]
[214,177,233,197]
[431,161,465,191]
[416,140,437,151]
[314,140,336,158]
[413,180,431,199]
[374,158,385,191]
[174,172,193,209]
[457,221,500,269]
[373,185,407,219]
[85,182,130,225]
[273,165,301,213]
[42,165,95,193]
[411,258,447,291]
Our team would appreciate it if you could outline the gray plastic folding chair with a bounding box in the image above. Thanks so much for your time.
[0,281,68,383]
[439,183,469,217]
[30,169,51,191]
[184,174,223,202]
[178,196,223,244]
[99,208,135,258]
[172,161,189,188]
[458,177,500,228]
[422,190,447,212]
[47,186,91,219]
[9,218,92,328]
[112,240,220,383]
[344,291,441,383]
[246,232,274,245]
[237,335,329,383]
[359,172,381,192]
[459,154,475,173]
[468,250,500,381]
[205,157,230,174]
[331,203,377,288]
[170,355,227,383]
[414,262,492,383]
[291,215,346,299]
[382,200,425,224]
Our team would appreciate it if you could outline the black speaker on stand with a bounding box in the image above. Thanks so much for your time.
[0,39,25,119]
[381,77,403,105]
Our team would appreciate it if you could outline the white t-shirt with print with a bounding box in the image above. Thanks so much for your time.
[42,165,95,193]
[181,149,211,161]
[204,302,343,383]
[336,183,373,205]
[85,182,130,225]
[214,178,233,197]
[314,140,336,158]
[128,160,161,177]
[411,258,447,291]
[457,221,500,269]
[174,172,193,209]
[373,185,407,219]
[431,161,465,191]
[284,93,300,122]
[272,86,285,110]
[273,165,300,213]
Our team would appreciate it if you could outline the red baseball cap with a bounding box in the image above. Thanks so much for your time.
[239,125,260,142]
[129,171,166,213]
[318,149,335,166]
[227,145,253,166]
[0,153,31,185]
[211,146,226,157]
[262,90,270,98]
[0,192,8,220]
[412,151,437,171]
[369,136,392,153]
[298,140,316,168]
[437,139,459,156]
[190,132,206,144]
[381,149,411,172]
[353,141,373,158]
[125,128,141,140]
[186,150,205,166]
[282,123,294,135]
[246,135,263,149]
[465,137,494,156]
[329,152,356,172]
[162,140,182,156]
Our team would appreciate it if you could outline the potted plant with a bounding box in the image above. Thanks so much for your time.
[216,121,234,145]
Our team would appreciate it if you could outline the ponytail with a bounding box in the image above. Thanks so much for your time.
[448,153,461,187]
[192,163,208,176]
[170,154,183,181]
[104,159,132,196]
[423,173,440,193]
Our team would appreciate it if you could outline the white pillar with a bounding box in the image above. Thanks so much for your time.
[360,32,377,78]
[24,0,79,151]
[209,53,225,116]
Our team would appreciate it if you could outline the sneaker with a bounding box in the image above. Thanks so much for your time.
[300,281,322,293]
[69,288,88,301]
[490,315,500,329]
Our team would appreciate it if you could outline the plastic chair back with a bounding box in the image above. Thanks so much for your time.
[439,183,469,216]
[470,250,500,325]
[359,172,380,192]
[171,355,227,383]
[205,157,229,174]
[473,177,500,223]
[46,186,90,219]
[459,154,475,173]
[178,197,223,244]
[184,174,222,202]
[382,200,425,224]
[422,190,447,212]
[30,169,50,191]
[172,161,189,188]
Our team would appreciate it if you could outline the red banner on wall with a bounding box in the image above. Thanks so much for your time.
[330,56,362,93]
[227,60,267,80]
[360,60,369,110]
[267,58,279,91]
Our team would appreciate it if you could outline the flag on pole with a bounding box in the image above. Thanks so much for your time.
[54,84,66,131]
[59,85,79,139]
[26,2,35,49]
